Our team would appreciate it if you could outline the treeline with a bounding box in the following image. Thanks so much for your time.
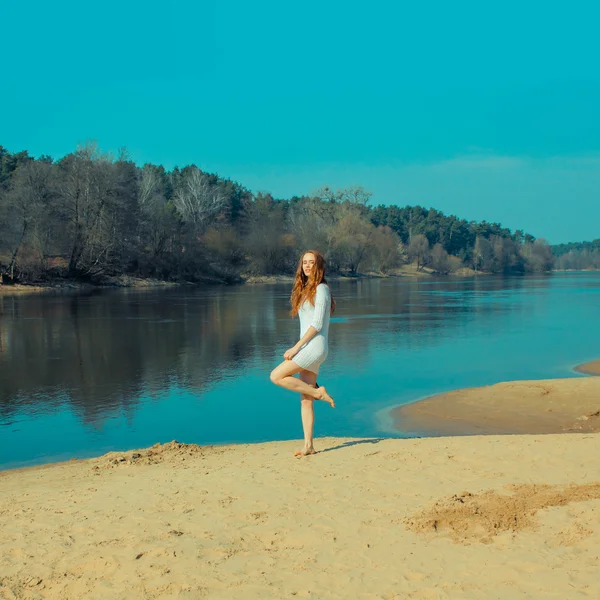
[0,143,564,284]
[551,239,600,270]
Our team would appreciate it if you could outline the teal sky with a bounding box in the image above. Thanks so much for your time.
[1,0,599,244]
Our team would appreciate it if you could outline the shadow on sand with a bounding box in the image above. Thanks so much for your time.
[318,438,386,454]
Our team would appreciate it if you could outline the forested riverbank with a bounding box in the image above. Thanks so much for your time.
[1,143,597,288]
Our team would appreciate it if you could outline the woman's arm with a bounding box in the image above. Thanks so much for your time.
[284,326,319,360]
[310,283,330,332]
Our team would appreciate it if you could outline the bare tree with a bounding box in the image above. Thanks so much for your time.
[329,211,374,274]
[314,185,372,206]
[430,243,451,274]
[56,142,119,275]
[521,238,554,272]
[368,225,402,273]
[134,165,175,266]
[344,184,372,206]
[242,193,295,274]
[172,168,226,232]
[490,235,522,273]
[138,165,162,214]
[287,197,333,252]
[3,160,53,280]
[472,235,493,271]
[408,234,430,271]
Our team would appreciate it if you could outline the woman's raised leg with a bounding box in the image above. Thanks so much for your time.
[270,360,335,407]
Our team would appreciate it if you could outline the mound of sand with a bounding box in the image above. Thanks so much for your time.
[90,440,227,471]
[406,482,600,544]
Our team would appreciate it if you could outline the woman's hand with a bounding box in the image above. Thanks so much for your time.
[284,327,318,361]
[284,345,300,360]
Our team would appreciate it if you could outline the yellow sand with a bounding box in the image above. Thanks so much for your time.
[392,376,600,436]
[2,434,600,599]
[575,359,600,375]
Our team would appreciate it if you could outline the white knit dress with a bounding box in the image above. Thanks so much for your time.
[293,283,331,375]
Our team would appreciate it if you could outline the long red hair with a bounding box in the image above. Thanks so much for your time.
[290,250,336,317]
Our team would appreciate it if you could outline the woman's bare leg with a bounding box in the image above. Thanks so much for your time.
[270,361,335,407]
[295,370,316,456]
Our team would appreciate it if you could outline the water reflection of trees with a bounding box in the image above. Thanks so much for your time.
[0,287,284,426]
[0,275,552,428]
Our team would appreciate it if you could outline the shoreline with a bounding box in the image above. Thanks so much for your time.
[0,271,432,295]
[0,265,485,295]
[390,359,600,437]
[0,276,191,296]
[2,267,597,296]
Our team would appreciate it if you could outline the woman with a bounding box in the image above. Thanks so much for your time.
[270,250,336,457]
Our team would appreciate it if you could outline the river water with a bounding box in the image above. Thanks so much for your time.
[1,272,599,469]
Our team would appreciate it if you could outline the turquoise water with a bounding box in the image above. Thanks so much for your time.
[1,272,599,469]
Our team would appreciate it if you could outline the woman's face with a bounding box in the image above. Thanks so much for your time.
[302,253,316,277]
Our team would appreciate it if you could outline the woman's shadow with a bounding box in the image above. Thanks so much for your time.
[318,438,386,454]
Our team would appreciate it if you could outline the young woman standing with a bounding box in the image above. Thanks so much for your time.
[269,250,335,456]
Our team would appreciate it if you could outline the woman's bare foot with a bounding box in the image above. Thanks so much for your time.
[294,447,316,457]
[317,386,335,407]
